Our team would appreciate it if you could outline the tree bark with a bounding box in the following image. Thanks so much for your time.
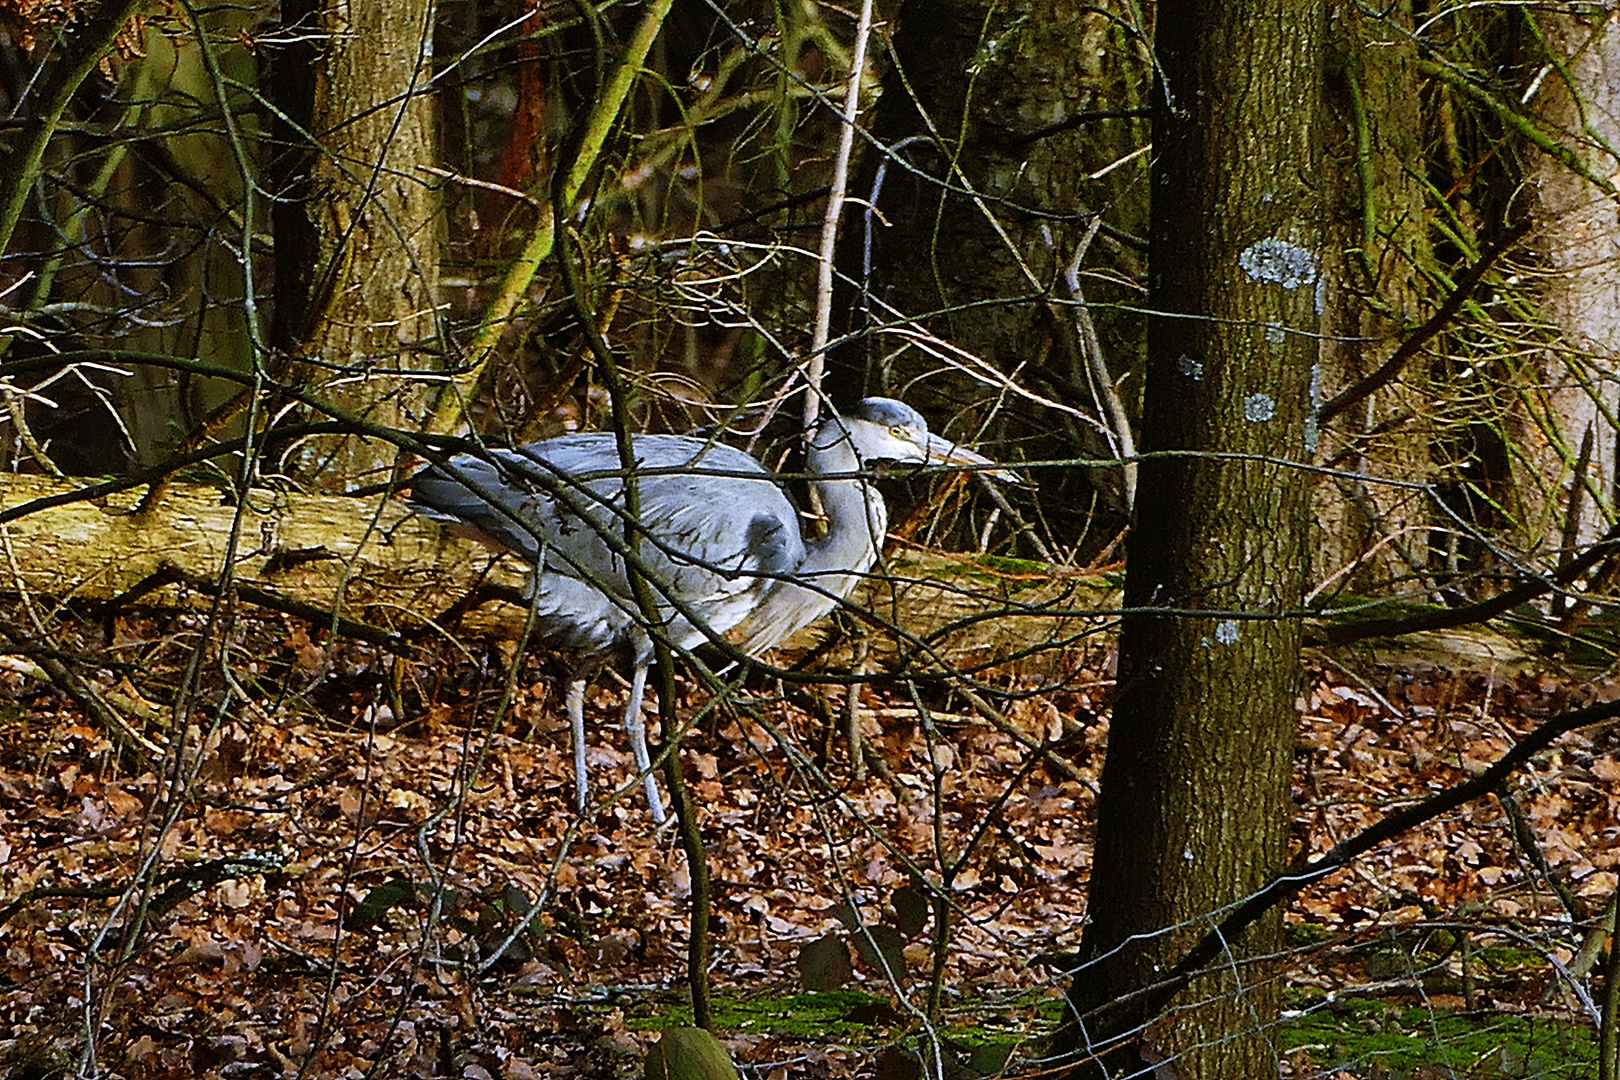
[1054,0,1321,1075]
[1315,1,1432,592]
[266,0,440,486]
[1530,12,1620,548]
[0,0,148,263]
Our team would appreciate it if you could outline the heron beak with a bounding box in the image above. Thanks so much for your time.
[921,433,1019,484]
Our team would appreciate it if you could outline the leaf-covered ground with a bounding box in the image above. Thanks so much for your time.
[0,613,1617,1078]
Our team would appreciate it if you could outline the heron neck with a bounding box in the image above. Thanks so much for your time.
[801,436,887,595]
[731,428,888,654]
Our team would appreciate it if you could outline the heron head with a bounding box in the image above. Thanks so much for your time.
[825,397,1015,481]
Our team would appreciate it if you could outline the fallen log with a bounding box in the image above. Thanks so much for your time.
[0,473,1114,669]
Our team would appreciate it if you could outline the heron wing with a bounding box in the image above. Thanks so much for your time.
[531,436,807,647]
[408,453,551,561]
[412,434,806,651]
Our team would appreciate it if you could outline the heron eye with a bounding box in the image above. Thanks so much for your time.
[889,425,907,438]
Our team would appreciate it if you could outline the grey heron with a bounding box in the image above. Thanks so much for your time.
[408,397,1008,823]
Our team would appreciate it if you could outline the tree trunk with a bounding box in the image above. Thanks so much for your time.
[1315,1,1431,592]
[1530,12,1620,548]
[1054,0,1320,1075]
[266,0,440,487]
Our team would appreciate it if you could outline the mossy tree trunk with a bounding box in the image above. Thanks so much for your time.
[0,473,1066,667]
[1053,0,1321,1075]
[1315,1,1432,592]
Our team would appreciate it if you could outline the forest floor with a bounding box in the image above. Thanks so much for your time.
[0,610,1617,1079]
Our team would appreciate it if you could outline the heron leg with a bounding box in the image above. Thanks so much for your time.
[566,673,590,815]
[622,663,666,823]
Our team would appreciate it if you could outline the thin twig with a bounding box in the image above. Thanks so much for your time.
[1316,219,1533,424]
[430,0,678,436]
[804,0,875,428]
[1142,693,1620,1028]
[1312,522,1620,645]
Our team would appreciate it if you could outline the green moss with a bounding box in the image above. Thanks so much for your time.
[1475,944,1545,971]
[621,987,1596,1079]
[1287,921,1336,946]
[964,553,1051,577]
[1280,999,1596,1076]
[627,988,1058,1052]
[626,990,897,1037]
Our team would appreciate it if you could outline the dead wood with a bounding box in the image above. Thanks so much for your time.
[0,473,1113,669]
